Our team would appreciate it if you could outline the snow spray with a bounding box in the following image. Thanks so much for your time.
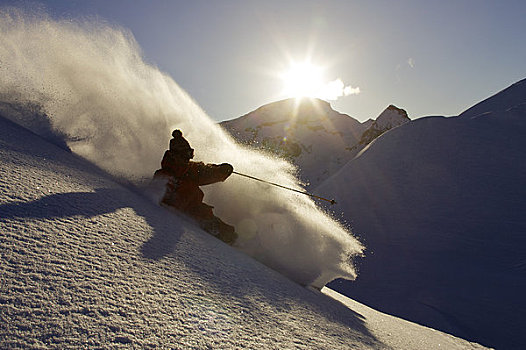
[0,8,363,287]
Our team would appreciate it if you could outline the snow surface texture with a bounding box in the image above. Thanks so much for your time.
[0,97,489,349]
[0,8,363,288]
[319,79,526,349]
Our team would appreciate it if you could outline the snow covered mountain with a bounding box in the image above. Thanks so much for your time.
[318,78,526,350]
[0,112,489,349]
[220,98,409,187]
[358,104,410,145]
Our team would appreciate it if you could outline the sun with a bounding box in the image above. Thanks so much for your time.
[280,62,325,99]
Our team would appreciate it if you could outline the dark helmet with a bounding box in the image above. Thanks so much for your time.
[170,129,194,160]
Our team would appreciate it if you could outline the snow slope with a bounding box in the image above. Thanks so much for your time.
[318,79,526,349]
[0,8,362,289]
[458,78,526,120]
[0,114,489,349]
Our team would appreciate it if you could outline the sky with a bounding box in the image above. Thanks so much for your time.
[2,0,526,122]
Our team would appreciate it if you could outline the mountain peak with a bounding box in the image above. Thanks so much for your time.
[221,100,412,188]
[248,98,336,122]
[358,105,410,146]
[377,105,409,124]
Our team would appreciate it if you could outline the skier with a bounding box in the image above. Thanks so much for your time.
[154,130,238,245]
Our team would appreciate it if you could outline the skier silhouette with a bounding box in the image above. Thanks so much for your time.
[154,130,237,245]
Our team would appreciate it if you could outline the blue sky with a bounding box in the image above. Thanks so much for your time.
[3,0,525,121]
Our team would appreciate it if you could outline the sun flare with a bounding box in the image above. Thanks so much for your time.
[281,62,325,99]
[280,61,360,101]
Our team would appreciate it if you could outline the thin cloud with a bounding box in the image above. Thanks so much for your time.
[319,79,360,101]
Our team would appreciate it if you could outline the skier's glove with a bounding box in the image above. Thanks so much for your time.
[220,163,234,179]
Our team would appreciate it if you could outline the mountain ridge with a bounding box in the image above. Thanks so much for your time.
[319,79,526,349]
[459,77,526,119]
[220,98,410,187]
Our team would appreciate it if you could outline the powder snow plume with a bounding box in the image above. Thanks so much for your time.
[0,8,363,287]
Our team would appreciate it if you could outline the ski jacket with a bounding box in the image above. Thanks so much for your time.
[159,150,232,185]
[156,150,233,218]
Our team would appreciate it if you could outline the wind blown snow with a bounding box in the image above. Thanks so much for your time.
[0,8,363,287]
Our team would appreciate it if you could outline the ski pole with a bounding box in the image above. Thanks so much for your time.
[232,171,337,205]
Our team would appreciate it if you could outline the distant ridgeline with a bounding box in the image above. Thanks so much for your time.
[220,98,409,187]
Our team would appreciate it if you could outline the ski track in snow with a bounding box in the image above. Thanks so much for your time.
[0,110,490,349]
